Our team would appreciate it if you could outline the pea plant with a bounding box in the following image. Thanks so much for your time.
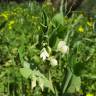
[0,2,96,96]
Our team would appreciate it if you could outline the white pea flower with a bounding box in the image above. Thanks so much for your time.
[40,48,49,61]
[57,41,69,54]
[49,57,58,67]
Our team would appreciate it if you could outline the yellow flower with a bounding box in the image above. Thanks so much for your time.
[87,21,93,27]
[78,26,84,32]
[0,13,8,20]
[86,93,94,96]
[8,26,12,30]
[8,20,15,30]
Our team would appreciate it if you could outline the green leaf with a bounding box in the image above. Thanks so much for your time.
[52,13,64,26]
[42,76,55,93]
[38,77,44,91]
[18,46,25,64]
[67,75,81,93]
[32,70,54,93]
[0,71,7,78]
[62,68,73,94]
[48,72,55,93]
[32,55,41,64]
[23,61,30,69]
[0,20,7,30]
[20,68,32,79]
[0,83,4,93]
[41,11,48,33]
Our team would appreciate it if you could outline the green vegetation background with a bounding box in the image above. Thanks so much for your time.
[0,0,96,96]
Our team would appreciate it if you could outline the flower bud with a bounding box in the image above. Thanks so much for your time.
[57,41,69,54]
[49,57,58,67]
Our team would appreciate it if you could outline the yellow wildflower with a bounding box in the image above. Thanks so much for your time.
[8,26,12,30]
[0,13,8,20]
[87,21,93,27]
[86,93,94,96]
[78,26,84,32]
[8,20,15,30]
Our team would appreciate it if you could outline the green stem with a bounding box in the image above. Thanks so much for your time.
[64,30,71,43]
[60,0,64,14]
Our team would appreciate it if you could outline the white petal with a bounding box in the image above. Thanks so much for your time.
[57,41,69,54]
[50,57,58,67]
[40,48,49,61]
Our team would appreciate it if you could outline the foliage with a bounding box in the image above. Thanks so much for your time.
[0,2,96,96]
